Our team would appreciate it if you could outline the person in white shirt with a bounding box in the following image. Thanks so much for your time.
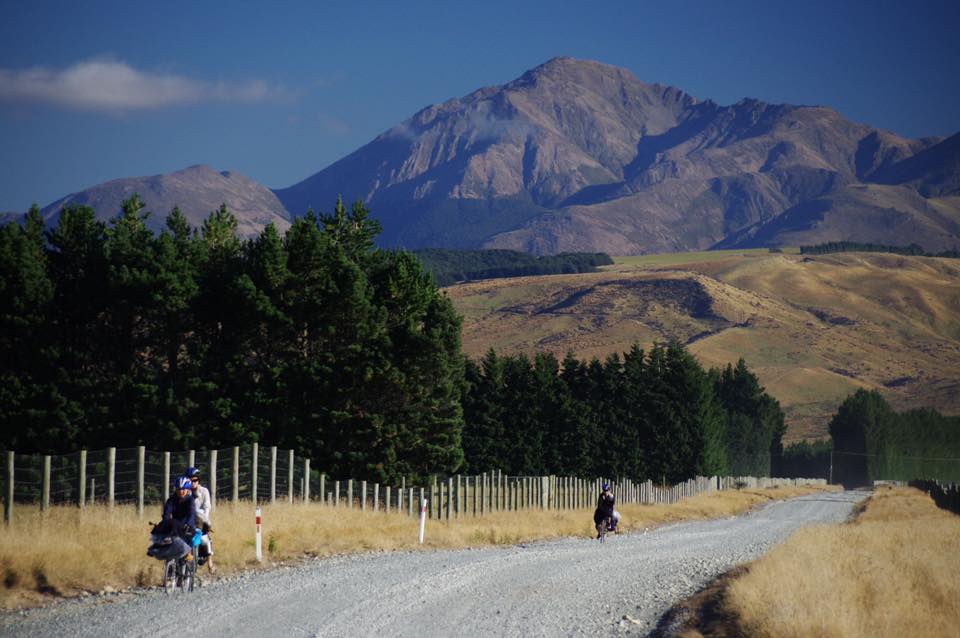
[185,466,215,573]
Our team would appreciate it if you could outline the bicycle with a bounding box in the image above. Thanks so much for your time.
[150,524,202,594]
[596,515,614,543]
[163,548,197,593]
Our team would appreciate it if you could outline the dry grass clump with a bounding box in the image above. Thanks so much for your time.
[724,486,960,638]
[0,484,834,609]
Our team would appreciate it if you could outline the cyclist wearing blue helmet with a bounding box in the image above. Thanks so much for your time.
[158,476,196,559]
[593,482,616,538]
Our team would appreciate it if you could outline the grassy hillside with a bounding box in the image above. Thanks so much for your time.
[445,249,960,441]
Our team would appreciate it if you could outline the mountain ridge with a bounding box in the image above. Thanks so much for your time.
[16,57,960,252]
[36,164,291,237]
[275,56,960,254]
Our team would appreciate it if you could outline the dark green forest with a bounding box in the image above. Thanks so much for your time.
[1,197,465,483]
[829,389,960,485]
[800,241,960,258]
[773,439,832,480]
[462,349,786,483]
[411,248,613,286]
[3,197,786,483]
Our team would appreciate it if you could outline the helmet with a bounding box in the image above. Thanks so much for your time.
[602,482,610,491]
[185,466,200,478]
[177,476,192,490]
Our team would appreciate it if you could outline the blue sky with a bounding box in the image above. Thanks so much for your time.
[2,0,959,212]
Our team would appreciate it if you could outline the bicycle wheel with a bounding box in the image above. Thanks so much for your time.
[188,547,198,592]
[178,559,192,594]
[599,516,612,543]
[163,560,177,594]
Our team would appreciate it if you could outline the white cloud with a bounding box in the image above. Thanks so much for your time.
[0,58,289,112]
[316,111,350,136]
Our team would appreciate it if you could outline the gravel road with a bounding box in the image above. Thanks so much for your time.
[2,490,866,638]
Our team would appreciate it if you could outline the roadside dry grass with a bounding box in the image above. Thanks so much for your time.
[717,486,960,638]
[0,484,834,609]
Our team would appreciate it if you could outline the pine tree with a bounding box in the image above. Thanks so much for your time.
[0,206,60,450]
[45,204,109,447]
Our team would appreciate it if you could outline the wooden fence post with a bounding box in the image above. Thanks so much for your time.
[107,447,116,508]
[334,480,340,507]
[251,442,259,503]
[232,446,240,502]
[446,477,453,521]
[361,481,367,512]
[163,452,170,502]
[188,449,195,469]
[209,449,217,509]
[304,459,310,503]
[270,446,277,504]
[89,478,95,505]
[319,473,325,505]
[438,481,445,519]
[374,483,379,512]
[456,475,462,519]
[136,446,145,517]
[347,480,353,508]
[41,455,51,512]
[288,449,294,504]
[79,450,86,509]
[479,473,485,516]
[4,451,12,525]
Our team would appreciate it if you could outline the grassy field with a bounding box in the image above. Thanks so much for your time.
[445,250,960,441]
[609,247,798,268]
[0,485,834,609]
[713,487,960,638]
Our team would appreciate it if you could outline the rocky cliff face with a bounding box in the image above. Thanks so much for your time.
[276,57,960,254]
[40,164,291,237]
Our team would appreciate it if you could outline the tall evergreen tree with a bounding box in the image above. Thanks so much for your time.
[0,206,59,450]
[45,204,109,446]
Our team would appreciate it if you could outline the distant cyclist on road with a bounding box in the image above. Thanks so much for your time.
[594,482,616,538]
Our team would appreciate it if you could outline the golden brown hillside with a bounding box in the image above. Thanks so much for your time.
[445,250,960,442]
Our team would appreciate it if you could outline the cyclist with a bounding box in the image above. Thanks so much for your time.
[594,482,616,538]
[159,476,197,559]
[185,466,215,573]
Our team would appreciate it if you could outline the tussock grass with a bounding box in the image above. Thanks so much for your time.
[0,484,834,609]
[722,486,960,638]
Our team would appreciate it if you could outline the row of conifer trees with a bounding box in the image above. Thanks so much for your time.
[2,197,784,483]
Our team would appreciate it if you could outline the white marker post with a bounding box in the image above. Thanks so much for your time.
[418,498,427,544]
[255,507,263,562]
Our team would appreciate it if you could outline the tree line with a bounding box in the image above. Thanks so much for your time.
[829,389,960,485]
[412,248,613,286]
[461,348,786,482]
[3,197,786,484]
[1,197,464,483]
[800,241,960,259]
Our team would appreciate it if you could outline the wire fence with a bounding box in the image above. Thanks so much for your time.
[1,445,827,526]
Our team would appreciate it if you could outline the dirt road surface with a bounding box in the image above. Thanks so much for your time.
[2,490,865,637]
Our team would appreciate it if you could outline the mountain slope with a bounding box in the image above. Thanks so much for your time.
[276,57,960,254]
[446,251,960,440]
[40,165,291,237]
